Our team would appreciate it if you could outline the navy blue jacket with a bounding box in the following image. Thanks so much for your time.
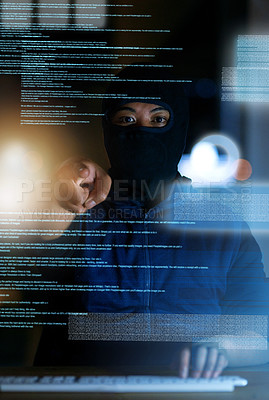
[34,180,268,366]
[65,181,267,316]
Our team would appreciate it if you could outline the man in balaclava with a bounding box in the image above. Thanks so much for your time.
[102,64,189,209]
[35,65,267,377]
[36,66,197,365]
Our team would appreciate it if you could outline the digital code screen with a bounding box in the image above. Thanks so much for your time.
[0,0,268,369]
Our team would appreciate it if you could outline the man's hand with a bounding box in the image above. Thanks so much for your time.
[54,158,111,213]
[178,345,228,379]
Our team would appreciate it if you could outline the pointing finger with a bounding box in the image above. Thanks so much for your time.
[84,178,111,209]
[74,163,95,186]
[78,166,90,178]
[84,169,111,209]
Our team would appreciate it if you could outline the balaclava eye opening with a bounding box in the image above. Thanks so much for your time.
[102,64,189,207]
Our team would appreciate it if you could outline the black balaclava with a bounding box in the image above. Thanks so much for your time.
[102,65,189,208]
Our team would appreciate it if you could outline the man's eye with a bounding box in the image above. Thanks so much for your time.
[152,116,168,124]
[119,116,135,124]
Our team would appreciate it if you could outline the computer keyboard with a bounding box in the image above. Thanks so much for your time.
[0,375,248,392]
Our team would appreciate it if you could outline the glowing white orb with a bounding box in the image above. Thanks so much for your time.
[188,134,240,182]
[190,142,219,175]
